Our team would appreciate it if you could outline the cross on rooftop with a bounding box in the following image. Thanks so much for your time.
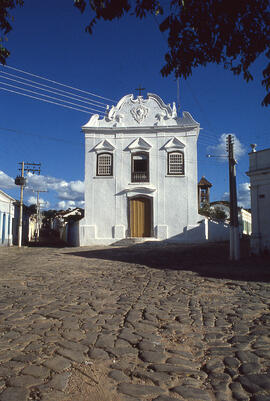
[135,86,145,96]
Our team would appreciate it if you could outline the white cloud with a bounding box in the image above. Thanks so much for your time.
[27,196,50,209]
[0,170,16,189]
[27,195,38,205]
[25,173,84,202]
[57,200,84,210]
[0,170,84,210]
[238,182,250,209]
[221,182,250,209]
[57,200,75,210]
[207,134,246,161]
[221,192,229,202]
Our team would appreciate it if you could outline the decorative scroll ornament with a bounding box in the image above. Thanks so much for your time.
[130,104,148,124]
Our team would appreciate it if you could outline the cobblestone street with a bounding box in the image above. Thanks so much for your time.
[0,242,269,401]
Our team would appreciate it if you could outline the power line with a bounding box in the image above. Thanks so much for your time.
[0,71,107,109]
[199,129,223,142]
[153,12,225,146]
[198,138,221,149]
[0,86,105,115]
[198,135,220,145]
[3,65,115,103]
[0,126,83,146]
[0,81,105,114]
[0,124,209,166]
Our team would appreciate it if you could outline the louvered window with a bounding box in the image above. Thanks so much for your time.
[97,153,113,176]
[168,151,184,175]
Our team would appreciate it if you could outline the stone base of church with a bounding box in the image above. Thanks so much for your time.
[155,225,168,240]
[75,219,233,247]
[77,224,206,247]
[112,225,125,239]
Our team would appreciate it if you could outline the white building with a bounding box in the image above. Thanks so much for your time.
[247,146,270,254]
[78,93,203,245]
[209,201,252,236]
[239,208,252,236]
[0,189,15,246]
[51,208,84,243]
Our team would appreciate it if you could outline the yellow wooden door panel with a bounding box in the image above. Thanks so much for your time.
[144,199,151,237]
[130,198,151,237]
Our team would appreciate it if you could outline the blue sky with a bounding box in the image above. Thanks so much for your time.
[0,0,269,210]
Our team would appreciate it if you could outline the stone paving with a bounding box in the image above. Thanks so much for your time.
[0,242,270,401]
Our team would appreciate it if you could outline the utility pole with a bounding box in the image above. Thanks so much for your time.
[176,66,181,115]
[36,191,40,241]
[226,135,240,260]
[15,162,41,247]
[18,162,25,248]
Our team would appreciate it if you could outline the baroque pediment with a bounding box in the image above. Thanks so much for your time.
[92,139,115,152]
[127,137,152,152]
[82,93,200,131]
[162,137,185,152]
[83,94,177,128]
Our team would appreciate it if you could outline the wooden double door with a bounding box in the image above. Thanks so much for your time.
[129,197,152,237]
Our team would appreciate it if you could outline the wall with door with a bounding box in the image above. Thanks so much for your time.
[79,93,201,245]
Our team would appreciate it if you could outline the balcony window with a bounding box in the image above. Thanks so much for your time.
[131,152,149,182]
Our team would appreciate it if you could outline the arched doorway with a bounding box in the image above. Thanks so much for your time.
[129,196,152,237]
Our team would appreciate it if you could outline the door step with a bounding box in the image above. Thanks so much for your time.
[112,237,158,246]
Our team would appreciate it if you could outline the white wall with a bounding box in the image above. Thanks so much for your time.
[247,148,270,254]
[207,219,230,242]
[0,190,15,246]
[66,220,80,246]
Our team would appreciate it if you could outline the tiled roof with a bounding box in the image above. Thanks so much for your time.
[198,176,212,187]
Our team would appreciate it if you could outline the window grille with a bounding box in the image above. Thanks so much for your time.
[97,153,113,176]
[168,152,184,175]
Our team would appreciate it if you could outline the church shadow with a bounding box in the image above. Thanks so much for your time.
[67,238,270,283]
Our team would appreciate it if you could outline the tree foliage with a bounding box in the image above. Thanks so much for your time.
[1,0,270,105]
[212,207,227,221]
[74,0,270,106]
[27,204,37,215]
[199,204,227,221]
[0,0,23,64]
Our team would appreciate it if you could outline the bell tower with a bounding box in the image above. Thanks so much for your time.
[198,176,212,209]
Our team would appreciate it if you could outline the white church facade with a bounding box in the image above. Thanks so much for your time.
[78,93,203,245]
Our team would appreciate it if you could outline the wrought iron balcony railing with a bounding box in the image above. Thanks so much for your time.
[131,172,149,182]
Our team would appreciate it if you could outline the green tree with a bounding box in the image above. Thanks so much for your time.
[1,0,270,105]
[27,204,37,215]
[0,1,23,64]
[199,204,227,221]
[211,207,227,221]
[199,203,211,218]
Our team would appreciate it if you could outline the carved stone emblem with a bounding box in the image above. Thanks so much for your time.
[131,105,148,124]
